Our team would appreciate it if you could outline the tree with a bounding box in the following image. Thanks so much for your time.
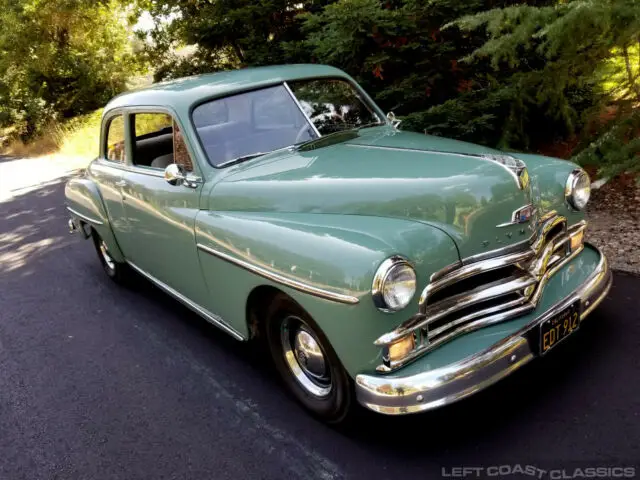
[135,0,335,81]
[449,0,640,175]
[0,0,141,138]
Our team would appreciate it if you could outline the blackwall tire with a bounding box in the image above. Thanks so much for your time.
[91,230,129,284]
[265,293,353,424]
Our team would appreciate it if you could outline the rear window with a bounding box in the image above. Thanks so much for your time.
[105,115,126,163]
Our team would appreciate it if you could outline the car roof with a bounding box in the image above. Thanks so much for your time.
[104,64,350,113]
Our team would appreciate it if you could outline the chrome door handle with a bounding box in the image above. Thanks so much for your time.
[115,180,127,187]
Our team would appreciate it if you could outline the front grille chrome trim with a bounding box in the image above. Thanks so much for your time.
[374,214,588,372]
[421,249,535,302]
[376,273,536,346]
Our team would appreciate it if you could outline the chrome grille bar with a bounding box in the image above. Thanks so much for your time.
[376,273,535,345]
[420,249,535,302]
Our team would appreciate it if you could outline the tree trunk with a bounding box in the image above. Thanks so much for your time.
[623,44,640,102]
[231,42,245,64]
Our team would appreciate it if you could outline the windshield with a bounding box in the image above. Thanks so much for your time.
[287,78,382,135]
[192,78,382,167]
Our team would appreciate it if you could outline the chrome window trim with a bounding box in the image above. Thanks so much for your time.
[283,81,322,138]
[95,159,204,186]
[101,109,127,164]
[196,243,359,305]
[94,159,165,179]
[126,260,245,341]
[67,206,104,226]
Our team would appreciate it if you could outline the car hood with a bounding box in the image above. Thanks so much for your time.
[211,128,536,260]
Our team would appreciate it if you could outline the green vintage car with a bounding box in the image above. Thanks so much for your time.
[66,64,611,422]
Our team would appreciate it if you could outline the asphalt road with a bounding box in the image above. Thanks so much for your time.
[1,174,639,480]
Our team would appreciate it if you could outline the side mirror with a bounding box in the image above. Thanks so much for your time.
[386,111,401,128]
[164,163,186,186]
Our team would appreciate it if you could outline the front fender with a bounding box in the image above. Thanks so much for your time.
[65,175,124,262]
[512,153,586,226]
[195,211,459,376]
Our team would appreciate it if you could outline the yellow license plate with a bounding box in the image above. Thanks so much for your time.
[540,301,580,354]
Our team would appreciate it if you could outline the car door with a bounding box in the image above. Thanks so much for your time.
[117,109,210,307]
[91,111,128,238]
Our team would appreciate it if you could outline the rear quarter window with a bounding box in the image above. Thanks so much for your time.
[105,115,126,162]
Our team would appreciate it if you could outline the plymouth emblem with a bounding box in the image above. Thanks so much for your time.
[497,204,537,228]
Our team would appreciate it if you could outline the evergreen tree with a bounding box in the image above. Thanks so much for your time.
[449,0,640,175]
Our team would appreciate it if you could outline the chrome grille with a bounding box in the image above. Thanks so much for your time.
[375,212,587,372]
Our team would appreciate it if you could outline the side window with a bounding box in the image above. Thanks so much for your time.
[105,115,126,162]
[132,112,194,172]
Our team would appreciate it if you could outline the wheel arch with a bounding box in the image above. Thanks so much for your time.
[65,174,125,262]
[246,284,287,340]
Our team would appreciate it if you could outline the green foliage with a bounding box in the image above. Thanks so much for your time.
[572,108,640,177]
[449,0,640,175]
[4,0,639,178]
[0,0,141,139]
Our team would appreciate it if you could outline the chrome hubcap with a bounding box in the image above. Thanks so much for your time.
[99,241,115,270]
[281,316,332,398]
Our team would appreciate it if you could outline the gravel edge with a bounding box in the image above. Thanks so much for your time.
[585,177,640,276]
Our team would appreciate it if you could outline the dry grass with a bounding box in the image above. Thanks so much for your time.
[2,109,102,167]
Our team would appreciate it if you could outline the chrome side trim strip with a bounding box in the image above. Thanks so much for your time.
[196,243,360,305]
[355,247,611,415]
[283,81,322,138]
[126,261,245,341]
[348,143,494,161]
[67,206,104,226]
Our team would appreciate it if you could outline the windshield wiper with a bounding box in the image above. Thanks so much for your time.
[294,129,359,152]
[218,152,270,168]
[356,121,384,130]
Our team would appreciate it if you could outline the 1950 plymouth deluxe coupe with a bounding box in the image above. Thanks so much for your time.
[66,64,611,422]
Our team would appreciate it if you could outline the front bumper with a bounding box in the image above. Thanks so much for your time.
[355,247,612,415]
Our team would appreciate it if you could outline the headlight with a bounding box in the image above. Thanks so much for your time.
[372,256,416,312]
[565,168,591,210]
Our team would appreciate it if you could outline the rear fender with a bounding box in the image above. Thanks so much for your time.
[65,176,125,262]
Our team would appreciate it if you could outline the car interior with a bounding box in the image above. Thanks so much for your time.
[132,124,175,170]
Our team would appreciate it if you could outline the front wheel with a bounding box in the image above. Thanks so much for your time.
[91,230,129,284]
[265,294,353,424]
